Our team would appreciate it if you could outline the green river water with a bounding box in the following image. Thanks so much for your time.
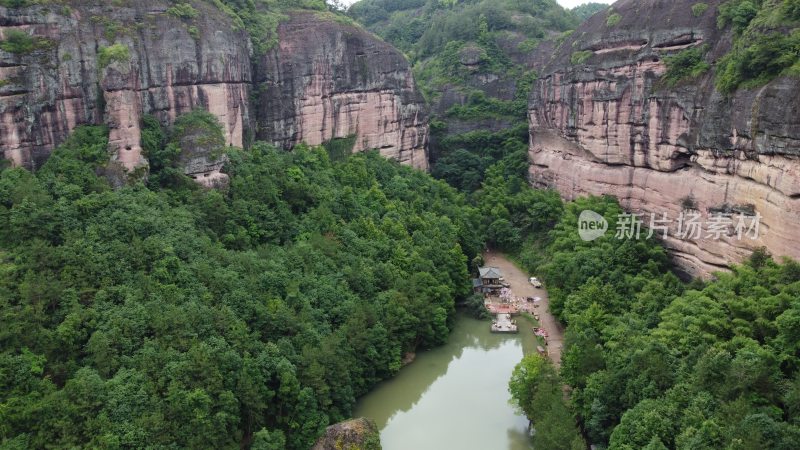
[354,314,536,450]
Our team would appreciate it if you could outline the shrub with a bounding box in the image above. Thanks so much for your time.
[166,3,199,20]
[606,12,622,27]
[517,38,539,54]
[718,0,759,32]
[0,0,31,6]
[97,43,130,68]
[663,45,711,86]
[0,29,52,54]
[90,16,131,41]
[571,50,593,65]
[692,2,709,17]
[0,29,33,54]
[785,0,800,20]
[680,195,698,210]
[716,31,800,93]
[322,135,357,162]
[445,89,525,120]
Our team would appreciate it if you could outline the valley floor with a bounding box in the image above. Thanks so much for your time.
[483,250,565,366]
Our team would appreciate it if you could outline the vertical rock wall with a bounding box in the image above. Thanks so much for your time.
[0,5,429,177]
[254,12,428,170]
[0,2,251,177]
[528,0,800,276]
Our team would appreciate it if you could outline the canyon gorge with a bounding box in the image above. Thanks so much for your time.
[1,0,799,275]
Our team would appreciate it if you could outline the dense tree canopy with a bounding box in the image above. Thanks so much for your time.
[509,354,585,450]
[715,0,800,93]
[522,196,800,449]
[0,121,481,449]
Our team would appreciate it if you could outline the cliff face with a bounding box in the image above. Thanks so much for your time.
[0,2,251,180]
[528,0,800,276]
[255,12,428,170]
[0,4,428,176]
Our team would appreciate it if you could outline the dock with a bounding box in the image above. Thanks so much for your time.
[486,303,519,315]
[491,313,518,333]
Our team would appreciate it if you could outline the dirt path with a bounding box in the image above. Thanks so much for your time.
[483,250,565,366]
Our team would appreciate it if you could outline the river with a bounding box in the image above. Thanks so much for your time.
[354,314,537,450]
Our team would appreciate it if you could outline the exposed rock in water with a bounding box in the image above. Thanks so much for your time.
[0,4,428,178]
[528,0,800,277]
[312,417,382,450]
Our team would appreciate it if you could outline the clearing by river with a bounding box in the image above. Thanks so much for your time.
[483,250,565,366]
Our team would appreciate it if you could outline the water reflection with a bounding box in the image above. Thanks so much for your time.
[354,315,535,450]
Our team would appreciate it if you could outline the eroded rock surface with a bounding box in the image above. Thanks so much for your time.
[254,12,428,170]
[0,5,428,177]
[0,2,251,176]
[528,0,800,276]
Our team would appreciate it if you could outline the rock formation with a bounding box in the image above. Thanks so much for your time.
[255,12,428,170]
[528,0,800,276]
[311,417,382,450]
[0,2,251,176]
[0,4,428,176]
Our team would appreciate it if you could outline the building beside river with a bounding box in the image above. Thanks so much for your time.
[473,267,505,295]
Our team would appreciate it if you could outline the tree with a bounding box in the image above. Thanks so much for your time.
[509,354,585,450]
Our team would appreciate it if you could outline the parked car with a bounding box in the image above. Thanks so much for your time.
[529,277,542,288]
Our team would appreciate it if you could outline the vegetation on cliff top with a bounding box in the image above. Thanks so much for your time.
[349,0,575,59]
[571,2,608,21]
[716,0,800,93]
[209,0,330,53]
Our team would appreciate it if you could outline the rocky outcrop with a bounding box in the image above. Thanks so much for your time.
[0,2,251,175]
[311,417,382,450]
[0,5,428,176]
[528,0,800,276]
[254,12,428,170]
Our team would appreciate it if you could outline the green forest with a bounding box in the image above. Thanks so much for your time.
[0,119,482,449]
[715,0,800,93]
[2,0,800,449]
[508,197,800,449]
[5,117,799,449]
[348,0,586,193]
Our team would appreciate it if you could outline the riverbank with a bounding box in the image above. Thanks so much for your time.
[482,250,564,366]
[354,314,534,450]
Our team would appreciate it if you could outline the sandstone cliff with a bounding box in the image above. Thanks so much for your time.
[255,12,428,169]
[0,3,428,176]
[528,0,800,276]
